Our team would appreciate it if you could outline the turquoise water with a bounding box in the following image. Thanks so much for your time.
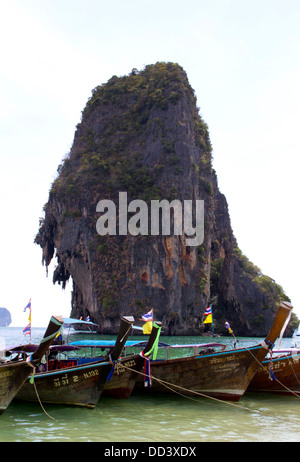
[1,327,300,442]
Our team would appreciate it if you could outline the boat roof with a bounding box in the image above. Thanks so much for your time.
[69,340,224,349]
[273,348,300,354]
[6,344,80,353]
[69,340,170,348]
[5,340,225,355]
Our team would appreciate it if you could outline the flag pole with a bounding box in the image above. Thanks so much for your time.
[225,320,237,348]
[23,298,32,343]
[29,303,32,344]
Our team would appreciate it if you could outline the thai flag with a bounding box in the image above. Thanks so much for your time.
[23,323,31,335]
[141,309,153,322]
[23,299,31,312]
[204,306,212,316]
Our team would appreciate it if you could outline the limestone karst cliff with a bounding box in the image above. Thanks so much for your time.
[35,62,296,336]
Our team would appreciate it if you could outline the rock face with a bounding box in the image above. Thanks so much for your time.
[35,63,296,336]
[0,308,12,327]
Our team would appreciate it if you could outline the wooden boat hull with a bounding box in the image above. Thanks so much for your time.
[135,345,269,401]
[0,362,34,414]
[15,315,136,407]
[0,315,63,414]
[16,353,153,404]
[15,360,115,408]
[248,350,300,395]
[51,321,162,400]
[103,355,146,399]
[135,302,294,401]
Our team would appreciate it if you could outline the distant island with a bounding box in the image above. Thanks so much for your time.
[0,307,12,327]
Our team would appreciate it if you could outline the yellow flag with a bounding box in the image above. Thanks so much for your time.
[143,321,153,334]
[203,314,212,324]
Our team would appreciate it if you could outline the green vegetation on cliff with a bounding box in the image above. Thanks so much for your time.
[52,62,212,203]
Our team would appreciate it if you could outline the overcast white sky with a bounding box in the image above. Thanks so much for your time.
[0,0,299,328]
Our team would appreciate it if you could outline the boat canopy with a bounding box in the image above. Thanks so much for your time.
[69,340,170,348]
[69,340,224,350]
[6,344,80,354]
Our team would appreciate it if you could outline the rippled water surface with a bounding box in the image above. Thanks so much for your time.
[1,327,300,442]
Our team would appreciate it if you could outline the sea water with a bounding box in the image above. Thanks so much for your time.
[0,327,299,443]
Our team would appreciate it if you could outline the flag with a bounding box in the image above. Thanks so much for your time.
[203,306,212,324]
[23,323,31,336]
[140,309,153,334]
[143,321,153,335]
[225,321,233,335]
[141,309,153,322]
[23,298,31,312]
[23,298,32,339]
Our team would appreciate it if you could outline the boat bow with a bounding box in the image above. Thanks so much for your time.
[0,314,63,414]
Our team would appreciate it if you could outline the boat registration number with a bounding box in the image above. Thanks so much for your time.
[83,369,99,379]
[115,359,136,375]
[53,369,99,387]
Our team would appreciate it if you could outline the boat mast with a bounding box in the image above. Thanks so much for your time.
[211,306,214,334]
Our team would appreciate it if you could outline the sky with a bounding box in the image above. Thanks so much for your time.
[0,0,299,328]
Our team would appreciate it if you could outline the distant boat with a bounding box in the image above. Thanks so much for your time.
[0,315,63,415]
[62,317,98,334]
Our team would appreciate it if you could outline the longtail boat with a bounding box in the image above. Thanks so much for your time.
[15,316,134,408]
[72,321,163,398]
[247,348,300,395]
[15,321,162,401]
[134,302,293,401]
[0,315,63,414]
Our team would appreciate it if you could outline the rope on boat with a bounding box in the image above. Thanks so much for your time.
[242,344,300,399]
[32,379,55,420]
[120,358,300,423]
[282,353,300,387]
[120,362,294,421]
[27,355,55,420]
[120,324,133,343]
